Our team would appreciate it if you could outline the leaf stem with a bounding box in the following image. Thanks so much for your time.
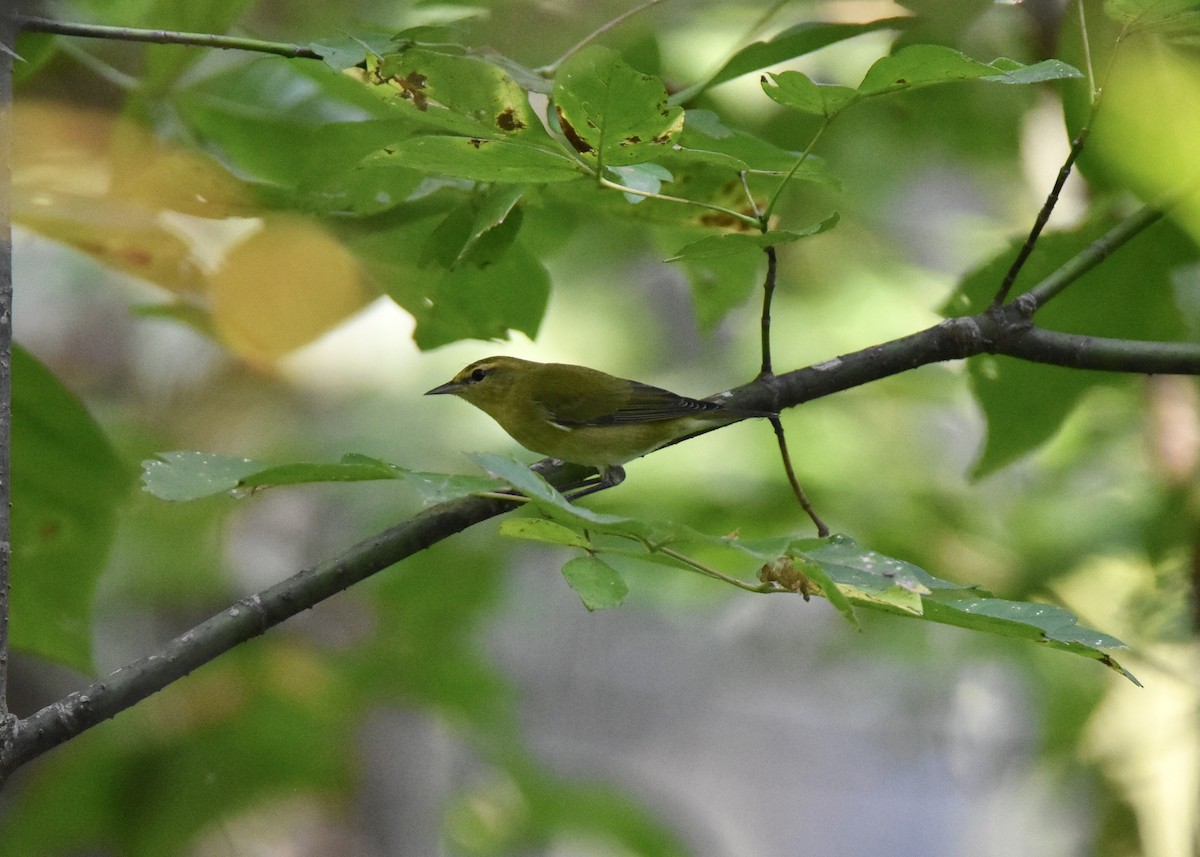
[1076,0,1097,102]
[739,170,762,220]
[652,544,773,592]
[762,117,830,225]
[597,176,761,227]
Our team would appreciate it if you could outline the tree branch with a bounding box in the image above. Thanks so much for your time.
[4,301,1200,781]
[1015,202,1166,313]
[995,326,1200,373]
[0,8,15,728]
[13,15,323,60]
[990,128,1087,308]
[0,489,521,778]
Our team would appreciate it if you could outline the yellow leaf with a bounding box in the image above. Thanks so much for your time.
[210,215,371,365]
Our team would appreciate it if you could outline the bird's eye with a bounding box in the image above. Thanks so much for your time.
[470,368,489,383]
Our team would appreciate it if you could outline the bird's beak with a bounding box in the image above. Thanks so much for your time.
[424,380,463,396]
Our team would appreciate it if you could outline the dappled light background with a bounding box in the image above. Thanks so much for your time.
[5,1,1199,856]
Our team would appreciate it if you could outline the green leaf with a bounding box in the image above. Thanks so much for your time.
[499,518,593,549]
[763,46,1081,119]
[964,356,1095,478]
[761,72,858,117]
[12,346,132,671]
[142,451,265,501]
[858,45,1010,95]
[421,186,525,269]
[680,242,765,330]
[1105,0,1200,34]
[404,472,504,505]
[792,536,936,615]
[920,596,1140,685]
[409,241,551,348]
[981,59,1087,85]
[309,29,400,70]
[142,451,498,504]
[374,136,587,183]
[237,455,407,490]
[470,453,629,528]
[552,45,684,168]
[673,17,913,102]
[943,213,1194,475]
[606,163,674,203]
[347,204,551,348]
[470,453,566,505]
[470,465,1137,680]
[790,536,1138,683]
[667,215,839,262]
[673,110,839,182]
[561,555,630,610]
[171,58,415,199]
[366,48,547,139]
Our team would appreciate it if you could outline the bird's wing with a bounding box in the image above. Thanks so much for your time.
[533,379,722,428]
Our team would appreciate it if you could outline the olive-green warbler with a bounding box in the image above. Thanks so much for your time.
[426,356,774,488]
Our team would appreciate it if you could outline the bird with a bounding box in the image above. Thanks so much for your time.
[425,355,775,491]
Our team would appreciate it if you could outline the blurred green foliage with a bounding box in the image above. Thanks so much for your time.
[6,0,1200,855]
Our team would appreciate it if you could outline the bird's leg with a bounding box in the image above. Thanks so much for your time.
[563,465,625,501]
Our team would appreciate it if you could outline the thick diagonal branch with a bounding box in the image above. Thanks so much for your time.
[5,285,1200,785]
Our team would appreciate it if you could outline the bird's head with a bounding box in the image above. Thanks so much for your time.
[424,356,530,412]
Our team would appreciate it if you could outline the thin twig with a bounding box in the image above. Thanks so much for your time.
[771,418,829,537]
[1076,0,1097,101]
[760,245,778,377]
[990,1,1114,309]
[1014,201,1166,313]
[762,117,830,226]
[757,245,827,535]
[14,15,323,60]
[539,0,665,75]
[989,130,1088,308]
[668,0,791,103]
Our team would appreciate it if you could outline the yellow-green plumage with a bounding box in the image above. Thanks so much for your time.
[425,356,773,486]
